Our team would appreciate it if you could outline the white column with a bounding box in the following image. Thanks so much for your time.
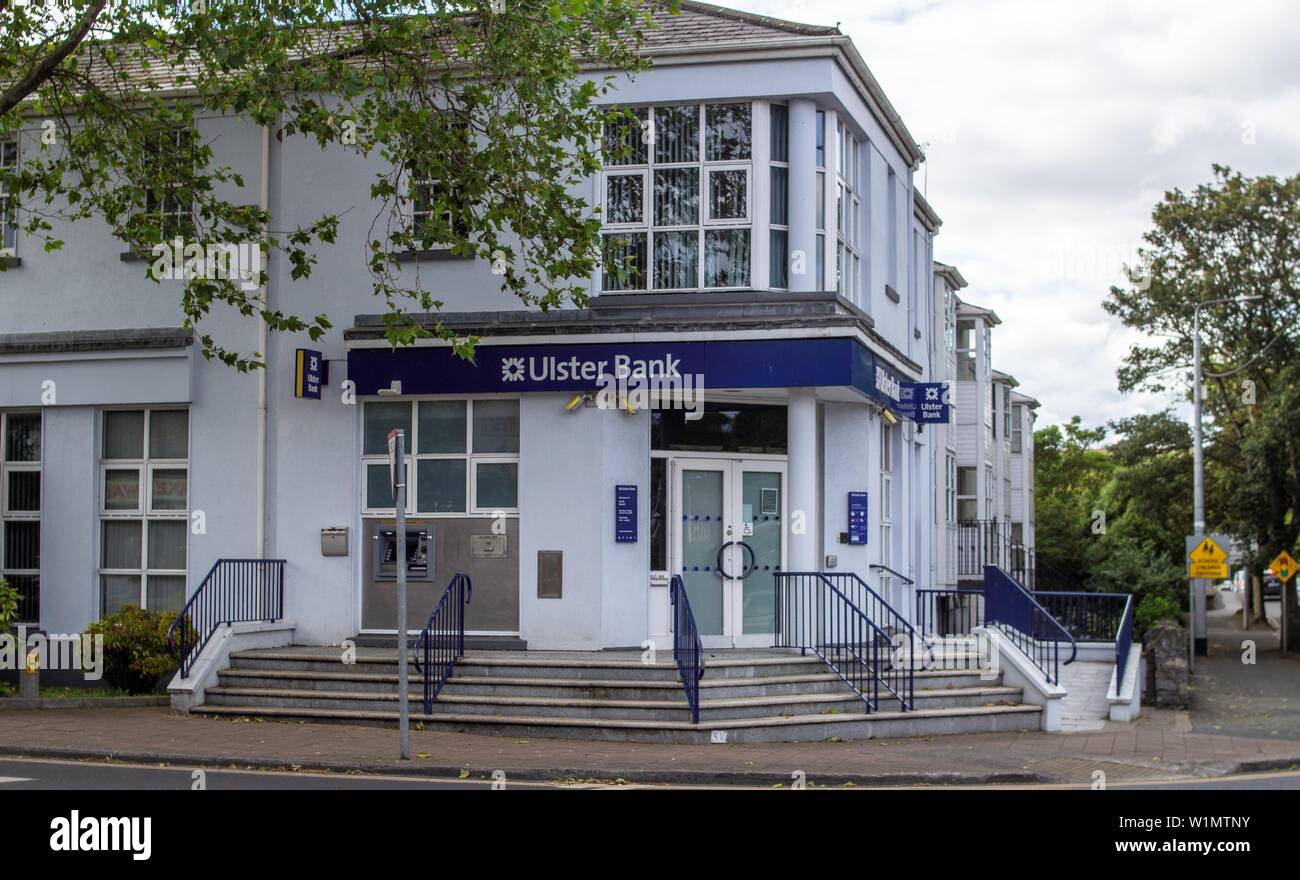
[788,99,817,293]
[788,389,820,571]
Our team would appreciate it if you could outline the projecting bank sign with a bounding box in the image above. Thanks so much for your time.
[894,381,951,423]
[348,337,914,412]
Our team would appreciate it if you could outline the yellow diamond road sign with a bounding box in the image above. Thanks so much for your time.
[1270,551,1298,583]
[1188,536,1229,579]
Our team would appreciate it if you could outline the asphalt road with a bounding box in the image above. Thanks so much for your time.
[4,757,1299,790]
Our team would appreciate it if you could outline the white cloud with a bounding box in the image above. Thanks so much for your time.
[735,0,1300,427]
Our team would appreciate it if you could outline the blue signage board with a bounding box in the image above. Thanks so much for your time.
[615,484,638,543]
[348,337,915,414]
[895,382,950,423]
[295,348,326,400]
[847,491,868,545]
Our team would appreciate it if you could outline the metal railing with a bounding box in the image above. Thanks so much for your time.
[413,573,472,714]
[956,520,1035,587]
[774,572,913,712]
[669,574,705,724]
[915,588,984,637]
[167,559,286,678]
[1036,589,1136,689]
[982,565,1076,685]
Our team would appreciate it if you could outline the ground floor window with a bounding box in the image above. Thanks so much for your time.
[1,411,40,622]
[99,409,189,616]
[651,403,786,454]
[362,398,519,514]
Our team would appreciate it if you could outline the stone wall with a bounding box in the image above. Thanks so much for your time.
[1143,622,1190,708]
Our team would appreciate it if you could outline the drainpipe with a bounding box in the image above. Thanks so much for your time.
[255,122,271,559]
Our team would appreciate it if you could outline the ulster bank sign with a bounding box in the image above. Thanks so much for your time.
[348,336,916,414]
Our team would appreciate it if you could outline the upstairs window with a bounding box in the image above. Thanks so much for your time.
[957,319,976,379]
[1012,405,1024,453]
[600,103,754,293]
[956,466,977,522]
[142,128,196,239]
[769,104,789,289]
[835,119,861,302]
[1,140,17,255]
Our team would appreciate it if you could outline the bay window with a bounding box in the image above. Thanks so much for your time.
[99,409,189,616]
[601,102,752,292]
[363,399,519,514]
[769,104,789,289]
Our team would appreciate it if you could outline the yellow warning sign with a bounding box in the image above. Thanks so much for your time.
[1270,551,1298,583]
[1188,536,1228,579]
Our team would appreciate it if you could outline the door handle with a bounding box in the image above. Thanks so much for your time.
[716,540,757,579]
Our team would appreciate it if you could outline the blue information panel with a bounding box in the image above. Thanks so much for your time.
[847,491,868,545]
[615,484,638,543]
[896,382,950,423]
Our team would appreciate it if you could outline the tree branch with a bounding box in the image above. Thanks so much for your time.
[0,0,109,117]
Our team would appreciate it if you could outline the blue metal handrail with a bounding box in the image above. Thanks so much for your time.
[869,563,915,585]
[669,574,705,724]
[983,565,1076,684]
[413,573,472,714]
[774,572,914,711]
[167,558,286,678]
[1115,593,1134,688]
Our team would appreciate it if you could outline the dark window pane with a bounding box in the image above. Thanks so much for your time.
[417,400,467,454]
[3,520,38,569]
[770,104,788,162]
[147,575,186,613]
[604,173,644,224]
[650,458,666,572]
[103,411,144,460]
[769,229,788,289]
[104,469,140,511]
[101,520,141,569]
[101,575,141,616]
[653,168,699,226]
[151,469,188,511]
[363,402,412,456]
[472,400,519,453]
[770,166,788,226]
[705,103,751,161]
[654,105,699,164]
[6,470,39,511]
[149,410,188,459]
[476,462,518,509]
[147,520,187,570]
[708,169,747,220]
[603,107,648,166]
[651,404,787,454]
[704,228,750,288]
[4,413,40,462]
[815,110,826,166]
[366,462,397,509]
[602,233,647,291]
[653,231,699,290]
[416,459,467,513]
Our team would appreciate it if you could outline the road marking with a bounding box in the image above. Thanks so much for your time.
[0,776,34,784]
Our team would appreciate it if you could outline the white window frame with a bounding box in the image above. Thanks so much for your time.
[944,451,956,525]
[835,120,861,301]
[769,103,789,291]
[956,465,978,523]
[98,408,190,615]
[1,412,41,622]
[1,139,18,257]
[361,398,520,517]
[599,102,754,293]
[879,422,893,588]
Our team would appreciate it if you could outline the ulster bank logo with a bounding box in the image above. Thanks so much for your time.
[500,357,526,382]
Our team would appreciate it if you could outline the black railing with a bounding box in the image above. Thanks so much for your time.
[956,520,1035,587]
[1035,591,1130,642]
[774,572,913,712]
[669,574,705,724]
[983,565,1076,684]
[915,588,984,637]
[413,573,472,714]
[167,559,286,678]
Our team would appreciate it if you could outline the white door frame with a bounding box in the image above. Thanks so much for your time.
[669,455,787,648]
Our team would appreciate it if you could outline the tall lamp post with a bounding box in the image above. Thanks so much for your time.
[1191,295,1263,661]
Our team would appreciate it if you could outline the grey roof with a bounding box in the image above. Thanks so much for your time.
[0,327,192,355]
[913,190,942,232]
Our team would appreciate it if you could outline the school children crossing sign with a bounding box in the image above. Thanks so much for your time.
[1187,535,1229,580]
[1270,551,1298,583]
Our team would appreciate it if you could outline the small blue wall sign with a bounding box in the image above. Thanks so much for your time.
[615,484,638,543]
[295,348,327,400]
[847,491,868,545]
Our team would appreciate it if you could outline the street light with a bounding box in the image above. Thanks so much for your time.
[1190,294,1264,663]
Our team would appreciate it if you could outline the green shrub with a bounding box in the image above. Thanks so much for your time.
[85,605,188,694]
[0,576,18,636]
[1135,594,1182,636]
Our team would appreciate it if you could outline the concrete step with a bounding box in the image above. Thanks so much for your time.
[217,668,851,700]
[192,702,1044,744]
[203,681,1023,721]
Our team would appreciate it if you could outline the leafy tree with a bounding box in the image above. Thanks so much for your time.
[1033,417,1112,578]
[0,0,668,368]
[1104,166,1300,646]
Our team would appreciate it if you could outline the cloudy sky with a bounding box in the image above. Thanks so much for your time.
[738,0,1300,427]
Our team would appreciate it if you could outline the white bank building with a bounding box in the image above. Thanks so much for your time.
[0,3,1138,740]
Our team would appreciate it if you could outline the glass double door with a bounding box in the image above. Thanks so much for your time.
[674,459,785,648]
